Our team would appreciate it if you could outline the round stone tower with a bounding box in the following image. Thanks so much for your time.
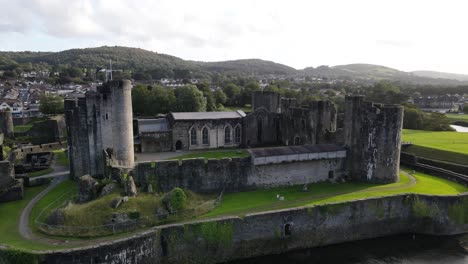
[0,110,14,137]
[111,80,134,168]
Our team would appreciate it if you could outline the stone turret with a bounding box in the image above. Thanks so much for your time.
[344,96,403,183]
[110,80,134,168]
[0,110,14,137]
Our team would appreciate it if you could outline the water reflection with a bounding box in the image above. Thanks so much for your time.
[227,234,467,264]
[450,125,468,132]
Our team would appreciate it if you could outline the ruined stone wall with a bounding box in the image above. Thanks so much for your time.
[0,111,13,137]
[0,160,13,187]
[279,101,337,146]
[135,157,252,193]
[36,193,468,264]
[252,91,280,113]
[27,116,66,144]
[250,158,346,188]
[344,96,403,183]
[65,98,90,179]
[242,108,278,147]
[140,132,172,153]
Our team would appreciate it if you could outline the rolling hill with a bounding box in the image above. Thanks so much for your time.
[1,46,468,85]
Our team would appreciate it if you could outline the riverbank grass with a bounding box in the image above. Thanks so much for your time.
[402,129,468,155]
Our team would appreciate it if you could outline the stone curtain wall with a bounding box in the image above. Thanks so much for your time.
[135,157,345,193]
[36,193,468,264]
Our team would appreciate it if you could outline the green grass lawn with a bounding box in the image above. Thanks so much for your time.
[30,180,78,226]
[13,124,33,133]
[446,113,468,123]
[204,169,468,218]
[171,149,250,160]
[27,168,54,178]
[0,185,69,250]
[53,150,69,167]
[402,129,468,155]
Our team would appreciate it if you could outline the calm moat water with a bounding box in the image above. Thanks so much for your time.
[227,234,468,264]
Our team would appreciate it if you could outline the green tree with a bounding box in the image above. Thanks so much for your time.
[214,89,227,106]
[174,85,207,112]
[39,94,64,114]
[197,83,216,111]
[463,105,468,114]
[223,83,241,106]
[239,81,260,106]
[403,107,424,129]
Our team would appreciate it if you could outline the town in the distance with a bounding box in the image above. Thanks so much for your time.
[0,46,467,264]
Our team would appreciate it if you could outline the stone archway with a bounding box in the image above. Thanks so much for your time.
[175,140,182,151]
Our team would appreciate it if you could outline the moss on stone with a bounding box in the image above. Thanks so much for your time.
[412,197,440,218]
[0,249,43,264]
[199,221,233,248]
[448,198,468,225]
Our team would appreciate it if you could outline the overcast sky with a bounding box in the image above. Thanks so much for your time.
[1,0,467,74]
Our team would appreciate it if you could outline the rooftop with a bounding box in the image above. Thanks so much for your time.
[248,144,345,158]
[170,110,246,120]
[137,118,170,133]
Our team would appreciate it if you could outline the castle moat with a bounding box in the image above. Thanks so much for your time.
[229,234,468,264]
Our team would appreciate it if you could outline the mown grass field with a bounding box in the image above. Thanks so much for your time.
[171,149,250,160]
[446,113,468,123]
[402,145,468,165]
[203,169,468,218]
[402,129,468,155]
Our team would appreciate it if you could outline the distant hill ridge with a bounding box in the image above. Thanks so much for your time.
[1,46,468,85]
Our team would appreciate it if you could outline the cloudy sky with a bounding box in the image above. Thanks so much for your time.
[1,0,467,74]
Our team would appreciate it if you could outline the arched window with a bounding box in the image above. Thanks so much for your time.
[234,125,241,144]
[224,126,231,144]
[202,127,209,145]
[190,127,197,145]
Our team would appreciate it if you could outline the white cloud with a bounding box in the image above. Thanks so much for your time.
[1,0,468,74]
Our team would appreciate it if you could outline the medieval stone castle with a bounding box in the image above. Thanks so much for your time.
[65,80,403,192]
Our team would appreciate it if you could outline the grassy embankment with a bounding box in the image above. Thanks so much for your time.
[170,149,250,160]
[402,129,468,165]
[204,169,468,218]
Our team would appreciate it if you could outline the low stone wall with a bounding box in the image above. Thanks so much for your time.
[13,142,66,160]
[23,193,468,264]
[400,152,468,186]
[135,157,345,193]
